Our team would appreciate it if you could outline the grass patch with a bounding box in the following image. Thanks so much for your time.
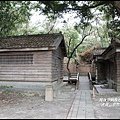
[0,85,13,89]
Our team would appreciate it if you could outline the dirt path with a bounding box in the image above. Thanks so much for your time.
[0,84,76,119]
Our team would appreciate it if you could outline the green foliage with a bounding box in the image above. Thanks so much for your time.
[63,28,79,59]
[39,1,69,18]
[0,1,119,39]
[1,85,13,89]
[108,19,120,39]
[0,1,33,37]
[38,1,120,39]
[19,92,27,97]
[4,90,10,94]
[97,1,120,39]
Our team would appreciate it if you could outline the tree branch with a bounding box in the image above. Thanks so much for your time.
[67,25,92,75]
[47,14,58,34]
[67,1,109,11]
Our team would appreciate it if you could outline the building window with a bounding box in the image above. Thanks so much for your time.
[0,54,33,64]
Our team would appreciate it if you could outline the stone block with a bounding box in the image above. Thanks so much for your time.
[45,85,53,101]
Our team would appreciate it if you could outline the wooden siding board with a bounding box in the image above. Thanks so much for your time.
[116,53,120,59]
[51,46,64,81]
[0,78,52,81]
[116,53,120,85]
[0,75,52,78]
[0,71,52,76]
[52,49,58,80]
[0,67,52,71]
[0,51,53,82]
[0,70,51,72]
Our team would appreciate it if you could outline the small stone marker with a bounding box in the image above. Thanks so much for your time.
[45,85,53,101]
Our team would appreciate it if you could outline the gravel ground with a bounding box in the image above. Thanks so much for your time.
[0,84,76,119]
[93,93,120,119]
[1,83,120,119]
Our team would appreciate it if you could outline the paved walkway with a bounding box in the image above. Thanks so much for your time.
[66,76,95,119]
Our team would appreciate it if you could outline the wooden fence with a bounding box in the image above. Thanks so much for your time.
[63,63,91,76]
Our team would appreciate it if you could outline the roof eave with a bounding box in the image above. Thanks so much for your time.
[0,47,56,52]
[52,34,67,57]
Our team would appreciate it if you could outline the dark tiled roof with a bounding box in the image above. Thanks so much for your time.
[93,48,106,56]
[0,33,63,49]
[111,37,120,44]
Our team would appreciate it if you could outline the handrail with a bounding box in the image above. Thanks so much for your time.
[88,72,92,80]
[69,72,79,90]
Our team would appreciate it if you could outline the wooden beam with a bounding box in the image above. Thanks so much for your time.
[0,47,56,52]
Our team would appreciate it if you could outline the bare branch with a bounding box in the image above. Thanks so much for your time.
[47,15,58,34]
[66,24,92,75]
[70,26,92,59]
[67,1,109,11]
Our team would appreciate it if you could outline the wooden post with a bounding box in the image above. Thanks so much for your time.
[45,85,53,101]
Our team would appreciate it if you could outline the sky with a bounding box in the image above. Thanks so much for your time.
[29,4,106,32]
[29,10,80,30]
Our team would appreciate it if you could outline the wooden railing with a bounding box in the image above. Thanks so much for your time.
[88,72,97,89]
[68,72,80,90]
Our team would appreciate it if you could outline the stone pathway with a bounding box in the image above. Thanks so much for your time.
[66,76,95,119]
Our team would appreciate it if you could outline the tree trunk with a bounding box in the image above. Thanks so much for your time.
[67,57,71,83]
[113,1,120,15]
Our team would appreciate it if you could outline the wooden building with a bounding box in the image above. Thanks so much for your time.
[92,48,106,82]
[92,38,120,92]
[0,32,67,91]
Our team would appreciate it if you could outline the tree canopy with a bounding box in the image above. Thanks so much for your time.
[0,1,119,39]
[38,1,120,39]
[0,1,33,37]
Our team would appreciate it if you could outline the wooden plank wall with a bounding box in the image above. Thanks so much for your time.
[97,62,106,81]
[0,51,52,82]
[116,52,120,91]
[52,46,64,82]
